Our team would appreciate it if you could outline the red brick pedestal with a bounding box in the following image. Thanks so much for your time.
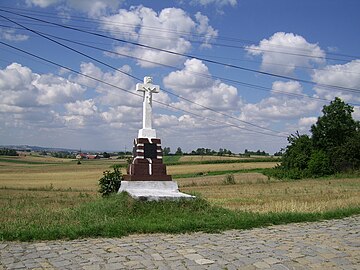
[123,138,172,181]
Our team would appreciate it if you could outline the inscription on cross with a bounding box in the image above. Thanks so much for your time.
[136,76,160,138]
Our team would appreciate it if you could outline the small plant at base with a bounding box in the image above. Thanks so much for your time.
[98,166,123,197]
[223,174,235,185]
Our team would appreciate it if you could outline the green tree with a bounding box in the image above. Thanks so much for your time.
[281,132,313,171]
[103,152,111,158]
[163,147,171,156]
[331,130,360,171]
[311,97,358,151]
[175,147,183,155]
[307,149,333,177]
[276,98,360,179]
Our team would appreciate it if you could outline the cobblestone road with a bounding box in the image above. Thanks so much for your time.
[1,215,359,270]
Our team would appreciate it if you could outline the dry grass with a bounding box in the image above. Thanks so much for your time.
[177,172,269,187]
[0,155,275,190]
[180,175,360,213]
[168,162,277,175]
[179,155,244,162]
[0,156,127,190]
[0,155,359,215]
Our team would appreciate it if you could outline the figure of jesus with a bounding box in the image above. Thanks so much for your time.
[136,76,160,138]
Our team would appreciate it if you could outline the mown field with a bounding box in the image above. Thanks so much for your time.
[1,154,359,241]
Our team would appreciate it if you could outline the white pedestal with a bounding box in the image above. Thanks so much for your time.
[118,181,195,201]
[138,128,157,139]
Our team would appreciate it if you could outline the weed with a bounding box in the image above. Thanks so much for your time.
[98,167,122,197]
[223,174,236,185]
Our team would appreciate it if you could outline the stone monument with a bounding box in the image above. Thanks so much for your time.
[118,76,195,201]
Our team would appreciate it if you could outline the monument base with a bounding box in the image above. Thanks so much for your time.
[138,128,156,138]
[118,181,195,201]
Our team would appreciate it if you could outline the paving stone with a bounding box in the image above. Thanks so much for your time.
[253,261,271,269]
[1,215,359,270]
[194,258,214,265]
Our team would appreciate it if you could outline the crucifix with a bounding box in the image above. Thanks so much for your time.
[136,76,159,138]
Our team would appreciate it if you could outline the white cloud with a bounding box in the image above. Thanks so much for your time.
[74,62,140,107]
[191,0,237,7]
[65,99,98,116]
[25,0,60,8]
[34,74,85,105]
[312,59,360,103]
[0,63,34,91]
[353,106,360,120]
[0,63,85,108]
[0,29,29,42]
[241,97,319,121]
[163,58,241,111]
[240,80,321,123]
[100,6,218,67]
[298,116,317,127]
[272,81,303,95]
[0,62,86,129]
[246,32,325,75]
[26,0,121,16]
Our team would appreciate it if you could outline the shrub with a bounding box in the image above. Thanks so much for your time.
[223,174,235,185]
[263,167,305,180]
[307,150,333,177]
[98,166,122,197]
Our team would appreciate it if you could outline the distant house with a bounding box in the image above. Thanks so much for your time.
[76,153,87,159]
[87,155,100,159]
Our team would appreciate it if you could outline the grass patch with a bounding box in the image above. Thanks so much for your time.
[163,155,182,164]
[0,157,57,165]
[1,192,359,241]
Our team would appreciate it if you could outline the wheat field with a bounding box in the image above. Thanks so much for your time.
[0,155,359,214]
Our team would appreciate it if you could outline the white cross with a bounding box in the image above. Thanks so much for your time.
[136,76,159,132]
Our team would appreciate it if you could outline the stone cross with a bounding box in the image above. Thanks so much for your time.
[136,76,159,138]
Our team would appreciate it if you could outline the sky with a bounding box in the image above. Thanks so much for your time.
[0,0,359,153]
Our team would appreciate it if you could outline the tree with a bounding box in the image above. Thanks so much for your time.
[307,149,333,177]
[175,147,183,155]
[163,147,171,156]
[331,130,360,171]
[0,148,18,156]
[311,97,358,151]
[103,152,110,158]
[281,132,313,171]
[276,98,360,179]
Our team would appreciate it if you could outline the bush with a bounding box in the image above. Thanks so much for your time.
[223,174,235,185]
[263,167,305,180]
[307,150,333,177]
[98,167,122,197]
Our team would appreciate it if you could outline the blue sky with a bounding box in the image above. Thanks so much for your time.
[0,0,359,153]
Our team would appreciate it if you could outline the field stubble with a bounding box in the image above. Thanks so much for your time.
[0,155,359,220]
[180,175,360,213]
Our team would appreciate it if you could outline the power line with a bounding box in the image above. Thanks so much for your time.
[0,40,288,139]
[0,5,359,60]
[25,29,359,110]
[1,16,359,137]
[2,21,359,110]
[3,23,360,81]
[1,9,359,94]
[0,15,289,135]
[4,23,360,76]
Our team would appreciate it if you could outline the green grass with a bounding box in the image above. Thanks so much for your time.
[163,155,182,164]
[1,192,359,241]
[0,157,58,165]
